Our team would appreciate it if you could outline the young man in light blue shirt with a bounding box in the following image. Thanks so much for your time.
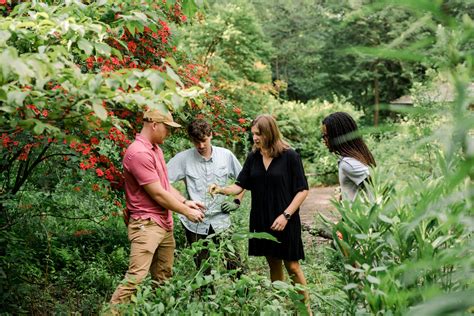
[167,119,245,276]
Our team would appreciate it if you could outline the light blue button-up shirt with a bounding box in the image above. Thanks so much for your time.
[167,146,242,235]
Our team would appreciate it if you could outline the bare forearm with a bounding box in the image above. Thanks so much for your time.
[284,190,308,216]
[143,181,204,223]
[221,184,244,196]
[235,190,245,202]
[144,182,188,215]
[169,185,187,204]
[150,189,188,215]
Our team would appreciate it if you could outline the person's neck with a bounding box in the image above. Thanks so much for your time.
[201,147,212,159]
[140,130,155,145]
[260,148,270,158]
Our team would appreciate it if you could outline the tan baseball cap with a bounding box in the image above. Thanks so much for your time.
[143,109,181,128]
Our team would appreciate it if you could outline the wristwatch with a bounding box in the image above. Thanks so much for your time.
[283,211,291,220]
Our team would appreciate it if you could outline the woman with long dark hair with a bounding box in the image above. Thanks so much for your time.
[322,112,376,201]
[209,114,311,313]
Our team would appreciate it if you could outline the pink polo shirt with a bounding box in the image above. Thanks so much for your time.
[123,134,173,231]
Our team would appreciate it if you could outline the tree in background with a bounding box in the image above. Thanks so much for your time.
[252,0,441,124]
[179,0,278,153]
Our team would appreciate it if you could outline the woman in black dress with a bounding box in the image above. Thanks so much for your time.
[209,114,310,307]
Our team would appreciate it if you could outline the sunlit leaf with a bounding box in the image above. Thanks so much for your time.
[78,38,93,55]
[378,214,393,224]
[0,30,11,46]
[92,99,107,121]
[171,93,183,110]
[145,71,165,92]
[33,121,46,134]
[7,91,28,106]
[366,275,380,285]
[166,66,184,87]
[182,0,198,18]
[343,283,358,290]
[0,105,14,113]
[95,42,111,56]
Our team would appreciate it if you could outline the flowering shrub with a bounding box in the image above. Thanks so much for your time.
[0,0,217,196]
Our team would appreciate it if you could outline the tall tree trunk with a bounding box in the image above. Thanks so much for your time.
[374,75,380,127]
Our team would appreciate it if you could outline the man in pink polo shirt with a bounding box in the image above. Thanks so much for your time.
[110,109,205,305]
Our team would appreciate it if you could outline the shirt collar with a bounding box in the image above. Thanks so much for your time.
[194,146,215,162]
[136,134,159,151]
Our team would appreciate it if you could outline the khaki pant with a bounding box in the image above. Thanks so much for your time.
[110,219,175,305]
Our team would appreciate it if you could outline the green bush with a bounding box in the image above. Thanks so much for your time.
[275,97,364,186]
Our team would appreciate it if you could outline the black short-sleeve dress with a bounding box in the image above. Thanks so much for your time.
[236,149,308,261]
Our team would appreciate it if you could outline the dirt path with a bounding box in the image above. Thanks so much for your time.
[299,186,341,245]
[300,186,339,228]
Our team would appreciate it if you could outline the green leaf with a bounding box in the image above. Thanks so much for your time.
[133,11,148,22]
[232,231,279,242]
[171,93,183,110]
[0,30,11,46]
[166,0,176,8]
[431,235,453,249]
[11,59,35,80]
[378,214,393,224]
[0,106,14,113]
[111,48,123,60]
[95,42,111,56]
[272,280,291,290]
[166,66,184,87]
[126,75,139,88]
[146,71,165,92]
[344,264,364,273]
[0,88,7,101]
[343,283,358,290]
[88,75,103,92]
[366,275,380,285]
[165,57,178,69]
[226,243,235,253]
[105,78,121,90]
[78,38,93,55]
[92,99,108,121]
[407,289,474,316]
[157,302,165,313]
[371,266,387,272]
[16,21,36,29]
[148,103,169,115]
[355,234,368,240]
[126,22,136,35]
[7,91,28,106]
[182,0,198,18]
[135,22,144,34]
[33,121,46,134]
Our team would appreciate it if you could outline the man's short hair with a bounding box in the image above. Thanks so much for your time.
[187,119,211,142]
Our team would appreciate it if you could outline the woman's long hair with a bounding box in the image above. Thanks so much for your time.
[322,112,376,167]
[252,114,289,158]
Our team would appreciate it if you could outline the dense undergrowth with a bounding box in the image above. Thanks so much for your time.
[1,0,472,315]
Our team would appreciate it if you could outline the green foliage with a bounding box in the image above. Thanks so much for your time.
[0,0,472,314]
[181,0,273,83]
[332,154,473,314]
[178,0,278,152]
[275,97,364,186]
[253,0,473,123]
[327,0,474,313]
[0,168,128,313]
